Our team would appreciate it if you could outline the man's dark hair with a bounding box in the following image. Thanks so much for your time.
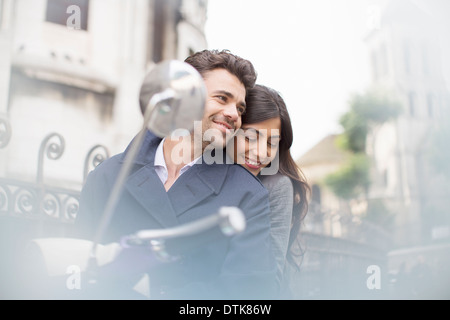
[184,49,257,90]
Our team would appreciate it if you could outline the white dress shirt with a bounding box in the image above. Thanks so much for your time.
[154,138,201,184]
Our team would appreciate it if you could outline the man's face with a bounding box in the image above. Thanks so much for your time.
[200,68,246,149]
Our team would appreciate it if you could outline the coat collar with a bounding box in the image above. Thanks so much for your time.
[124,164,179,228]
[119,130,161,166]
[166,160,229,217]
[122,131,231,226]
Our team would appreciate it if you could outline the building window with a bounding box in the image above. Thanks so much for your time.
[380,43,388,76]
[371,50,379,81]
[427,93,434,118]
[46,0,89,30]
[382,169,388,187]
[152,0,165,63]
[0,0,3,30]
[444,94,450,116]
[403,42,411,74]
[408,92,416,117]
[422,45,430,76]
[312,184,321,206]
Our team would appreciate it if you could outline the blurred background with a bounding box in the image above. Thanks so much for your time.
[0,0,449,299]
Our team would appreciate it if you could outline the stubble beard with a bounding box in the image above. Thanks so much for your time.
[201,117,234,151]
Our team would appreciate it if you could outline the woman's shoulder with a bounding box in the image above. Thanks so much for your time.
[259,172,293,193]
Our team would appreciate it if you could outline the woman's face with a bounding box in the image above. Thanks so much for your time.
[231,117,281,176]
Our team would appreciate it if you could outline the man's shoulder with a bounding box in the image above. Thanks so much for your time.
[84,152,136,189]
[205,162,267,191]
[90,153,124,175]
[229,163,265,184]
[88,130,160,177]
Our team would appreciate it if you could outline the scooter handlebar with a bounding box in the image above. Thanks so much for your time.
[121,206,246,248]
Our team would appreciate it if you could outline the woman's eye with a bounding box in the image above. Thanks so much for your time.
[269,140,280,147]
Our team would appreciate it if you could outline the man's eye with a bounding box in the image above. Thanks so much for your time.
[217,95,227,102]
[237,106,246,115]
[245,136,257,142]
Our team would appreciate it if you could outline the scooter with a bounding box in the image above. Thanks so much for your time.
[17,60,246,299]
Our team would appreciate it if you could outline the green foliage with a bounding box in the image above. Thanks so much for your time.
[338,90,402,153]
[349,90,402,124]
[338,111,368,152]
[325,88,401,202]
[324,153,370,200]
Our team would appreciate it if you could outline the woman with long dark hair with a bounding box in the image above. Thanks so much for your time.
[227,84,310,298]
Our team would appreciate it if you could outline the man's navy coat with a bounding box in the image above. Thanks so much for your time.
[73,130,277,299]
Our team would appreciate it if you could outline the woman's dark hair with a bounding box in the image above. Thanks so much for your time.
[243,84,310,270]
[184,49,257,90]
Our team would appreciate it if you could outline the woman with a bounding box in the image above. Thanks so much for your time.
[227,84,310,298]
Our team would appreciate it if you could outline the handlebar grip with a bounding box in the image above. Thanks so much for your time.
[121,207,246,257]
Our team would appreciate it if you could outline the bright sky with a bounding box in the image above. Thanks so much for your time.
[205,0,388,160]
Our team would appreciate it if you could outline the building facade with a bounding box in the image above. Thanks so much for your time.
[0,0,208,298]
[0,0,208,191]
[364,0,450,247]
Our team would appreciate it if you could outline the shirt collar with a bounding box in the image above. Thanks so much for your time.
[154,137,202,170]
[154,137,167,169]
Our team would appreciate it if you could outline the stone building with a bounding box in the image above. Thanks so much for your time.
[0,0,208,299]
[297,134,348,237]
[364,0,450,246]
[296,0,450,249]
[0,0,208,190]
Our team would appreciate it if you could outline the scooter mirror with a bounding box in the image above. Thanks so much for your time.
[138,60,206,137]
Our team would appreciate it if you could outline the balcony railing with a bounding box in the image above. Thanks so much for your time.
[0,116,109,228]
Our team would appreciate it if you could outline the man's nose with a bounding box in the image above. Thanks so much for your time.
[222,104,239,122]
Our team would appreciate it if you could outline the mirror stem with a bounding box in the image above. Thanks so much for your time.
[87,89,176,281]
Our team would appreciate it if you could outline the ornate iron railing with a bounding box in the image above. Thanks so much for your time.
[0,177,80,223]
[304,201,393,250]
[0,118,109,224]
[287,200,394,299]
[291,231,389,299]
[0,116,12,149]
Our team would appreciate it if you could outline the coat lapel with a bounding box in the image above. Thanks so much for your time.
[121,130,179,228]
[124,164,179,228]
[121,130,231,224]
[167,161,229,218]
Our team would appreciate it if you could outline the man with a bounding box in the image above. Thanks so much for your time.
[74,49,277,299]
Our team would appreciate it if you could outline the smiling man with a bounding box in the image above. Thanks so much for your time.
[162,63,247,190]
[74,49,278,300]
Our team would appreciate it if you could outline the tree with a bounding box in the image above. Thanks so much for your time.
[324,88,402,223]
[324,153,370,200]
[337,89,402,153]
